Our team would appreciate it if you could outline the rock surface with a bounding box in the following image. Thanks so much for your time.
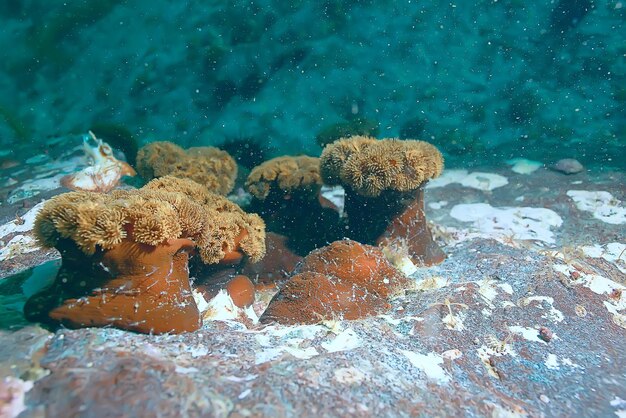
[1,159,625,417]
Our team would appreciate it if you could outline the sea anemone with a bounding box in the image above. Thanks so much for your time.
[320,136,445,266]
[245,155,342,255]
[136,141,237,195]
[24,176,265,334]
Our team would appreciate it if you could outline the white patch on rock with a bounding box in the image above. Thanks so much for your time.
[428,200,448,209]
[581,243,626,274]
[255,344,318,364]
[450,203,563,244]
[7,174,65,204]
[561,358,583,369]
[321,328,361,353]
[509,326,546,345]
[0,201,46,238]
[426,169,508,191]
[399,350,450,384]
[611,397,626,417]
[192,289,209,313]
[377,314,423,326]
[203,290,257,323]
[441,349,463,361]
[506,158,542,174]
[545,353,559,370]
[476,279,513,307]
[253,323,327,364]
[566,190,626,225]
[552,262,626,328]
[320,185,345,216]
[175,365,199,374]
[0,235,39,261]
[443,310,466,331]
[415,276,449,291]
[518,296,564,323]
[334,367,366,384]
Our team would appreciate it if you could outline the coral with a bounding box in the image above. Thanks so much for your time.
[320,136,446,266]
[25,176,266,334]
[136,141,237,195]
[60,131,136,193]
[245,156,342,254]
[260,240,407,325]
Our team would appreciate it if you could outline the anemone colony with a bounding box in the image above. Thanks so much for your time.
[26,134,445,333]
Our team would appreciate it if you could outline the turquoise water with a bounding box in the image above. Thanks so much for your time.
[0,1,624,168]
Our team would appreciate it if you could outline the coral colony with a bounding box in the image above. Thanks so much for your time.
[24,135,445,334]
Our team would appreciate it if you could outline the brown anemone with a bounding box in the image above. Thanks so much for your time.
[136,141,237,195]
[245,155,342,255]
[320,136,445,266]
[24,176,265,334]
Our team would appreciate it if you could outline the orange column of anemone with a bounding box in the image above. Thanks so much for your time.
[24,238,202,334]
[25,176,267,334]
[343,186,446,266]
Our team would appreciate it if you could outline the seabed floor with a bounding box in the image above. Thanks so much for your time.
[0,150,624,417]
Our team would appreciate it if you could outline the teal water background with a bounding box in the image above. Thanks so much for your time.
[1,1,624,169]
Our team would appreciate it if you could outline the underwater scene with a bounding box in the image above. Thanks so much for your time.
[0,1,624,417]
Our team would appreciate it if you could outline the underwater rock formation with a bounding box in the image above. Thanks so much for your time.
[136,141,237,195]
[320,136,446,266]
[245,155,342,255]
[260,240,409,324]
[24,176,265,334]
[61,131,136,193]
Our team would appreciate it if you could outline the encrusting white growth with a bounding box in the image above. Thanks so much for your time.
[334,367,366,384]
[202,289,258,323]
[581,243,626,274]
[0,201,46,238]
[505,158,542,174]
[518,296,564,323]
[426,169,509,191]
[551,261,626,329]
[399,350,450,384]
[508,326,547,345]
[545,353,559,370]
[60,131,136,193]
[450,203,563,244]
[566,190,626,225]
[0,235,38,262]
[321,328,362,353]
